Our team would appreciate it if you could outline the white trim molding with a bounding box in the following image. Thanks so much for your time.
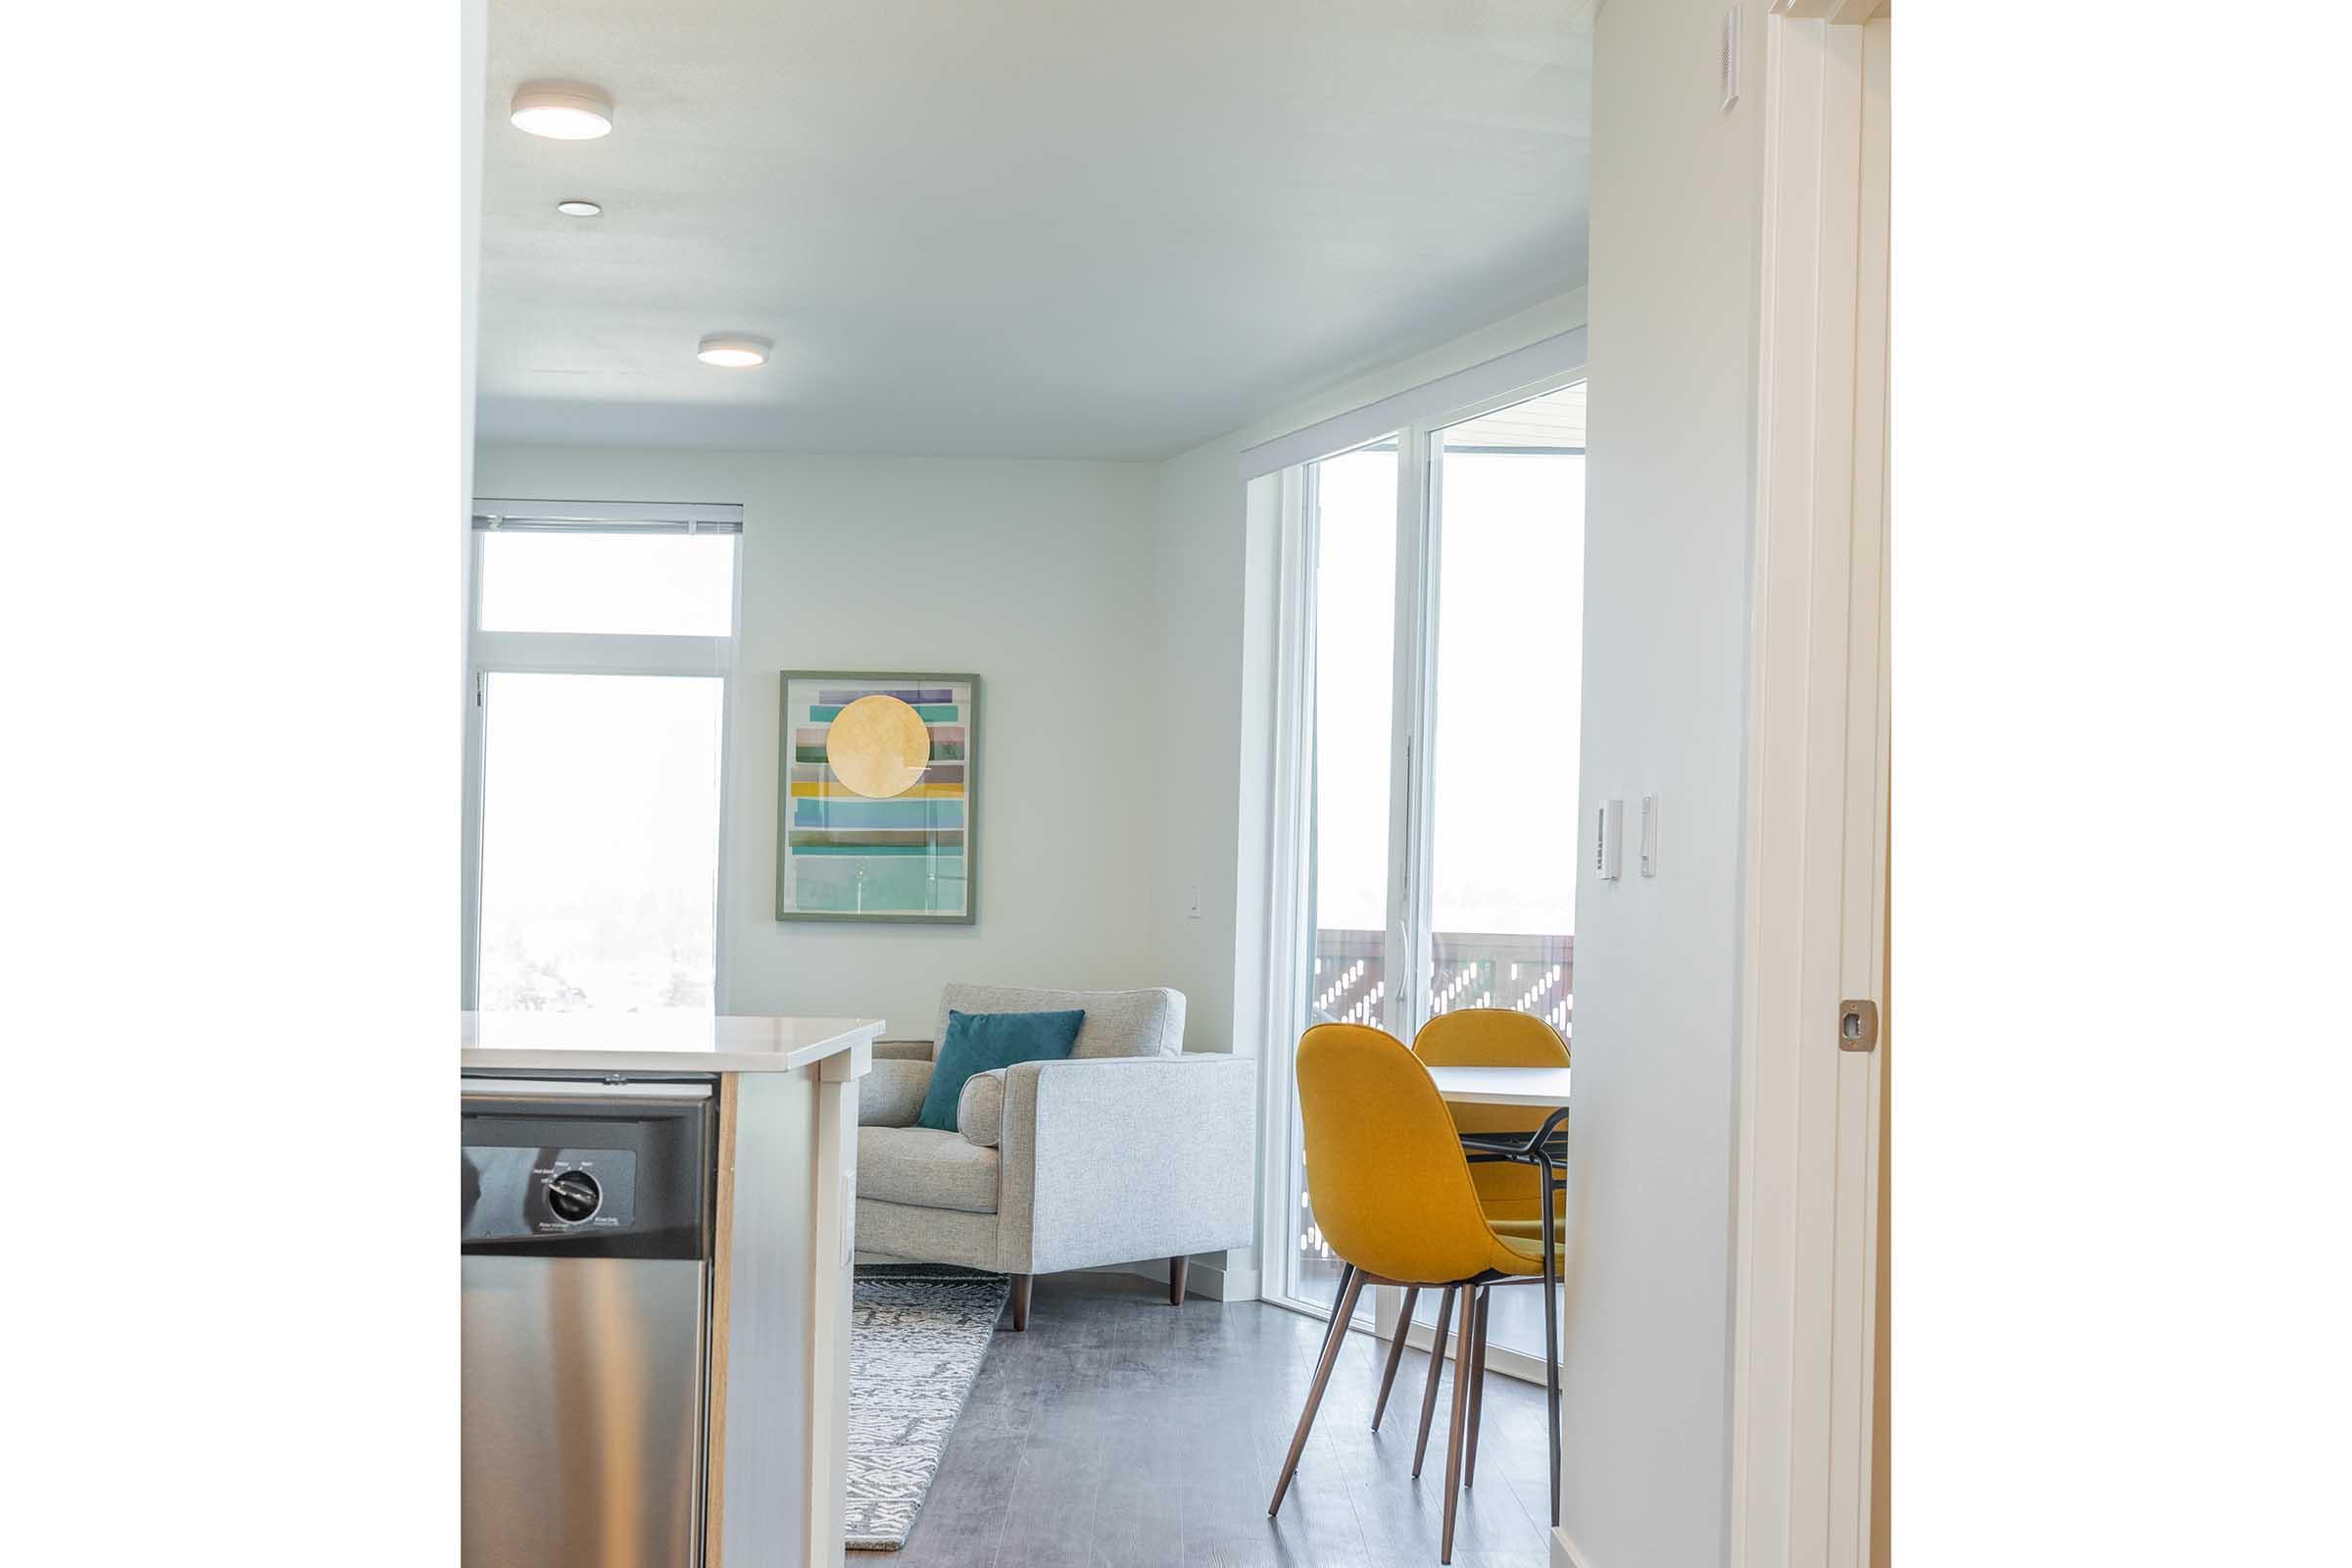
[1238,327,1588,479]
[1770,0,1888,21]
[1143,1257,1262,1303]
[1064,1258,1263,1302]
[1730,8,1889,1568]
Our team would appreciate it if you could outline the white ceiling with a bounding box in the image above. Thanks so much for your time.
[476,0,1591,460]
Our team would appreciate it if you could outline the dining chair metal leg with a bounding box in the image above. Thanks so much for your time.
[1313,1264,1357,1363]
[1541,1153,1563,1526]
[1370,1286,1419,1431]
[1411,1283,1458,1478]
[1268,1267,1367,1518]
[1439,1276,1480,1563]
[1462,1287,1490,1489]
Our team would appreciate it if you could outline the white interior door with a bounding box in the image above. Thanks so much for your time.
[1731,9,1890,1565]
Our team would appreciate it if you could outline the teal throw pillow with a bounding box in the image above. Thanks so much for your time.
[917,1008,1086,1132]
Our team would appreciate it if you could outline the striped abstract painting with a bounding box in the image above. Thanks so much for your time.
[777,672,978,922]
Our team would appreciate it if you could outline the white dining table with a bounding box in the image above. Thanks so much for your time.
[1427,1063,1572,1107]
[1423,1058,1571,1527]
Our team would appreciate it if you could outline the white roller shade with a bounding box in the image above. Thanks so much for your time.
[470,498,744,534]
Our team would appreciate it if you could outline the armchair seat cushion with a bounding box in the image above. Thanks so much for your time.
[858,1125,1001,1214]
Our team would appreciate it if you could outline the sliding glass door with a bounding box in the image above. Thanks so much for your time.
[1406,385,1588,1365]
[1271,378,1588,1373]
[1284,437,1398,1323]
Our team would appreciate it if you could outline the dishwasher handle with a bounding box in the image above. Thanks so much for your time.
[462,1076,712,1102]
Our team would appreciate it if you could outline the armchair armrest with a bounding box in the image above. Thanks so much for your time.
[997,1052,1257,1276]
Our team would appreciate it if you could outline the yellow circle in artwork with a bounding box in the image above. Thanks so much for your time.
[825,694,933,799]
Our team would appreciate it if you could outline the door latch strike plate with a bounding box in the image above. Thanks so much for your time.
[1838,1000,1880,1053]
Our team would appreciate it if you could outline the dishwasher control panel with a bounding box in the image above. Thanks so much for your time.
[462,1092,710,1260]
[462,1145,639,1241]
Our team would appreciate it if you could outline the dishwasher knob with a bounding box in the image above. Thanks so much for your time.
[545,1170,602,1223]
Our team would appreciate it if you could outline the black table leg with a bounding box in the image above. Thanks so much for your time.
[1540,1149,1562,1527]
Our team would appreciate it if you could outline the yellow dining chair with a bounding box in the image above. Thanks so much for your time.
[1270,1021,1563,1564]
[1374,1008,1570,1525]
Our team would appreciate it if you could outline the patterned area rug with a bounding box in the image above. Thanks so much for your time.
[845,1265,1009,1551]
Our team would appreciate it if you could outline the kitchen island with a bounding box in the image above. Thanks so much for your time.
[462,1012,880,1568]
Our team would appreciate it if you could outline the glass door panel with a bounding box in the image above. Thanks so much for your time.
[1428,383,1584,1031]
[1283,439,1399,1322]
[1409,382,1587,1361]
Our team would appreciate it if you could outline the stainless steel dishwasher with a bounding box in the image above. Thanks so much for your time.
[461,1080,714,1568]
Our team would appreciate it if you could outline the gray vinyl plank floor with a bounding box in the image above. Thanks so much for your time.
[881,1271,1554,1568]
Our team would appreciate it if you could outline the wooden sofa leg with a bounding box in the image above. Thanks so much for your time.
[1009,1273,1032,1332]
[1170,1255,1189,1305]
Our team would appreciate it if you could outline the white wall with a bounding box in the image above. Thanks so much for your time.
[470,445,1162,1038]
[1150,436,1253,1055]
[1555,1,1769,1564]
[1141,14,1778,1555]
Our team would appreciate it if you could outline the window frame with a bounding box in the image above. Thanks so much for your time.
[460,503,745,1013]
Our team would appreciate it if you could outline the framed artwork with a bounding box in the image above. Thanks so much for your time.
[776,671,978,923]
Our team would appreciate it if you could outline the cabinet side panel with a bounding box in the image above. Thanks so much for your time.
[715,1069,818,1566]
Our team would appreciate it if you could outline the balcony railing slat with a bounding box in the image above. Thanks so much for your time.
[1292,926,1575,1274]
[1307,928,1573,1036]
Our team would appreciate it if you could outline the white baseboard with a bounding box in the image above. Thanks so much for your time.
[1183,1257,1261,1302]
[1078,1256,1261,1302]
[1552,1525,1591,1568]
[855,1252,1261,1302]
[1396,1314,1554,1388]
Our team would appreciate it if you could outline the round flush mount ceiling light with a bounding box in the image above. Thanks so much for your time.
[697,333,771,368]
[555,199,603,217]
[510,80,613,140]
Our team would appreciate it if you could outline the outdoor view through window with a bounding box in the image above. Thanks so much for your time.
[476,672,723,1012]
[467,511,737,1017]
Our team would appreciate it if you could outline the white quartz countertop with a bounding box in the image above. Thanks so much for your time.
[460,1012,883,1075]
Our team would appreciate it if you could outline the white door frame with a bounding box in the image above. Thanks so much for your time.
[1253,349,1590,1382]
[1729,5,1890,1568]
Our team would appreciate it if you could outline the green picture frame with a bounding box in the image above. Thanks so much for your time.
[775,670,979,924]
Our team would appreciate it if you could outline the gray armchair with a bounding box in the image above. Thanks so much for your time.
[854,983,1256,1329]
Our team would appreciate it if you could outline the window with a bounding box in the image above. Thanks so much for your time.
[463,501,742,1017]
[1264,374,1588,1376]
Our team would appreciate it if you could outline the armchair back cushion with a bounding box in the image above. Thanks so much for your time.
[916,1007,1085,1131]
[859,1057,934,1127]
[933,983,1185,1060]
